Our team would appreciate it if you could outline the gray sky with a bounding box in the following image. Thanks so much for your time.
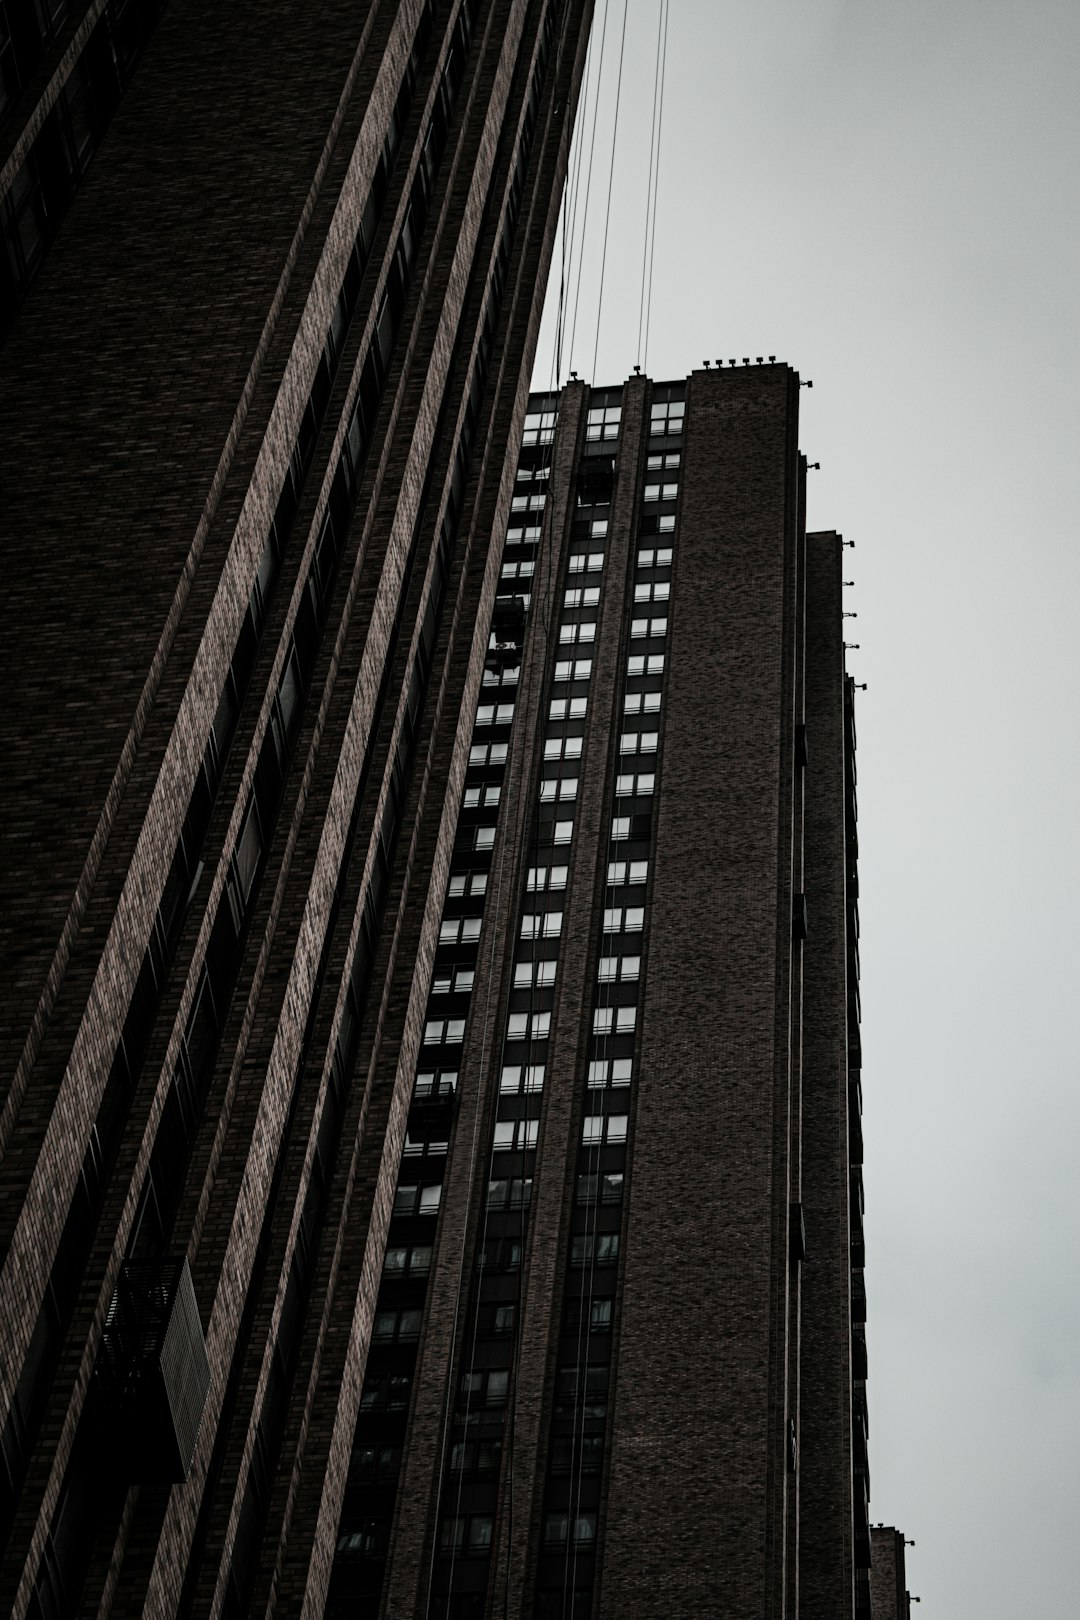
[534,3,1080,1614]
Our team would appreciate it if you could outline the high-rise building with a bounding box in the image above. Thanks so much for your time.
[0,7,881,1620]
[0,2,593,1614]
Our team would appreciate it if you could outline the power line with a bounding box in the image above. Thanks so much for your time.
[642,0,669,376]
[589,0,629,384]
[636,0,666,370]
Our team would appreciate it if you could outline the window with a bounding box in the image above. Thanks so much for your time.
[383,1243,433,1278]
[643,480,678,503]
[570,1233,620,1266]
[522,408,556,445]
[634,580,670,604]
[586,403,621,441]
[650,397,685,436]
[587,1056,634,1087]
[486,1176,532,1209]
[469,741,508,765]
[439,917,482,944]
[630,617,668,640]
[549,697,588,721]
[544,1510,597,1546]
[499,1064,545,1094]
[658,514,675,533]
[592,1006,637,1036]
[501,557,535,581]
[464,783,501,808]
[624,690,662,715]
[602,906,644,933]
[507,1010,550,1040]
[414,1069,457,1100]
[393,1182,442,1216]
[615,773,655,797]
[544,735,582,762]
[610,816,631,841]
[558,621,595,645]
[527,864,568,891]
[637,546,673,569]
[596,956,640,984]
[372,1306,424,1343]
[567,550,604,575]
[606,859,649,886]
[563,586,601,609]
[620,731,658,755]
[475,825,495,850]
[626,654,665,676]
[402,1129,449,1159]
[423,1018,466,1044]
[539,775,577,803]
[513,960,557,989]
[553,658,592,682]
[520,911,563,939]
[552,819,574,845]
[576,1171,624,1204]
[493,1118,539,1150]
[646,451,680,472]
[474,701,515,726]
[483,664,519,687]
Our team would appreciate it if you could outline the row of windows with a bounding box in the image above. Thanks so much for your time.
[534,441,681,1613]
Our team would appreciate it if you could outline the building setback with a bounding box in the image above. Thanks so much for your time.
[0,4,888,1618]
[870,1527,912,1620]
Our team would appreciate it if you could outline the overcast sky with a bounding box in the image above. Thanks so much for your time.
[534,3,1080,1614]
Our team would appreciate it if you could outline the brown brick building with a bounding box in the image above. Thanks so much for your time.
[1,1,888,1616]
